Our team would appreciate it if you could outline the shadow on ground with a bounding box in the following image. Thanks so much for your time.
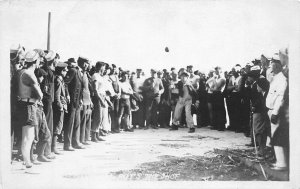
[110,149,265,181]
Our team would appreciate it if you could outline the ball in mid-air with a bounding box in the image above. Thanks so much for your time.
[165,47,169,52]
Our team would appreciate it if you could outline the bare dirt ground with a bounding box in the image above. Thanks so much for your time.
[8,127,266,188]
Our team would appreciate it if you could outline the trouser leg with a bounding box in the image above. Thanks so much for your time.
[85,107,92,141]
[43,100,53,155]
[145,98,152,126]
[172,98,185,125]
[64,107,75,148]
[184,100,194,129]
[91,98,101,132]
[72,107,81,147]
[80,105,87,143]
[151,97,160,126]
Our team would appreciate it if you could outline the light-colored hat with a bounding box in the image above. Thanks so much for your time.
[271,53,281,64]
[45,50,57,61]
[25,50,39,62]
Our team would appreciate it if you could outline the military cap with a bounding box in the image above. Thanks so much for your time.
[45,50,57,62]
[187,65,193,69]
[112,64,116,68]
[25,50,39,62]
[136,68,142,72]
[171,67,176,71]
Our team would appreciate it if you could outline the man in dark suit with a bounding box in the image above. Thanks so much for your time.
[64,57,84,151]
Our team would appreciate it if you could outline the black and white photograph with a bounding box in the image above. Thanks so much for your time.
[0,0,300,188]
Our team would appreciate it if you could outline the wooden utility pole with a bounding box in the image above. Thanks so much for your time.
[47,12,51,50]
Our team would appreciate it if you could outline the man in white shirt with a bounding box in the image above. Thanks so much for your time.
[266,54,288,170]
[90,62,107,142]
[211,67,226,131]
[118,71,134,132]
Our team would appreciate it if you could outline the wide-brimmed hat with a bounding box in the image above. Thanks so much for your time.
[45,50,57,62]
[24,50,39,63]
[271,53,282,65]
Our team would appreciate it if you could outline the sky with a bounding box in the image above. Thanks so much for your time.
[1,0,299,74]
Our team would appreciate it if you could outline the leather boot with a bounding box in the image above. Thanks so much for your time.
[91,132,99,143]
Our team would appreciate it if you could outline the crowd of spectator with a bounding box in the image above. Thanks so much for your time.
[10,45,289,172]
